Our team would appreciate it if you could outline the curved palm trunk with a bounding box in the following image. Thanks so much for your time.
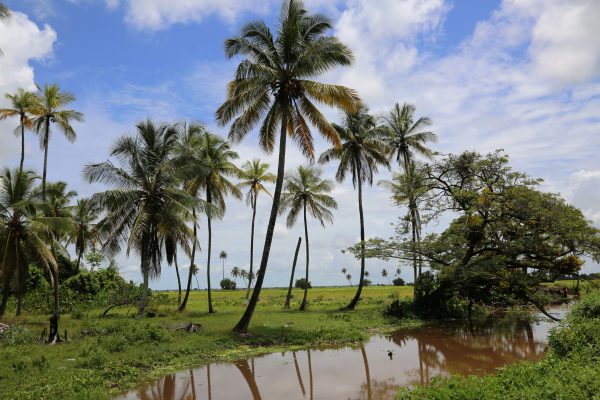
[346,175,365,310]
[174,253,182,307]
[41,118,50,200]
[19,115,25,173]
[235,360,262,400]
[233,113,288,333]
[76,249,83,272]
[403,156,419,287]
[207,187,215,314]
[246,193,258,301]
[284,236,302,308]
[360,345,372,400]
[299,202,310,311]
[179,210,197,312]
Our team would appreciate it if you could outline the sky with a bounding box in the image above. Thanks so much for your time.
[0,0,599,290]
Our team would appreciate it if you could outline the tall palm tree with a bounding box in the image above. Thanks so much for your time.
[173,122,211,312]
[382,103,436,283]
[379,163,429,283]
[231,266,241,285]
[84,120,199,316]
[0,89,39,172]
[69,198,98,271]
[284,236,302,308]
[319,108,389,309]
[196,133,241,313]
[33,84,84,199]
[219,250,228,281]
[280,165,337,310]
[237,159,276,300]
[0,169,67,321]
[217,0,359,333]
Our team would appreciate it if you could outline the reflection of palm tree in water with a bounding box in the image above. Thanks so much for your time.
[292,351,306,396]
[308,350,314,400]
[394,318,545,385]
[235,359,262,399]
[360,344,372,400]
[137,373,193,400]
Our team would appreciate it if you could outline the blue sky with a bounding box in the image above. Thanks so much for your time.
[1,0,599,289]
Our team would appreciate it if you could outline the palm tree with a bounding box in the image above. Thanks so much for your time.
[382,103,436,283]
[346,273,353,287]
[231,266,241,285]
[196,134,241,313]
[217,0,359,333]
[84,120,199,316]
[0,89,39,172]
[379,163,429,282]
[173,122,211,312]
[319,108,389,309]
[70,198,98,271]
[0,169,67,322]
[33,84,84,199]
[284,236,302,308]
[238,159,276,301]
[219,250,228,281]
[382,268,391,285]
[280,165,337,310]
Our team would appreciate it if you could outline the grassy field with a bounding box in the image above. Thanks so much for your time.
[0,285,414,400]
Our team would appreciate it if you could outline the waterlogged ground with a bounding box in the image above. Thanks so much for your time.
[118,307,564,400]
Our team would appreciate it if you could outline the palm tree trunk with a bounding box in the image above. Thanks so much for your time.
[246,192,257,301]
[139,267,149,316]
[15,244,25,316]
[179,210,197,312]
[346,173,365,310]
[233,113,288,333]
[235,360,262,399]
[308,349,314,400]
[41,118,50,200]
[76,250,83,272]
[174,253,182,307]
[0,236,15,319]
[207,364,212,400]
[299,202,309,311]
[19,115,25,173]
[207,186,215,314]
[411,208,418,286]
[284,236,302,308]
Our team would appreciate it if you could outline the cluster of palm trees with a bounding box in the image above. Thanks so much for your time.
[0,0,438,334]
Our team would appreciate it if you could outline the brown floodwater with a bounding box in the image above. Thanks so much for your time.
[117,307,564,400]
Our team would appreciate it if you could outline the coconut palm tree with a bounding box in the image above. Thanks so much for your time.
[0,89,39,172]
[319,108,389,310]
[84,120,199,316]
[173,122,212,312]
[381,268,391,285]
[70,198,99,271]
[219,250,228,281]
[33,84,84,200]
[284,236,302,308]
[280,165,337,310]
[231,266,241,285]
[0,169,68,323]
[237,159,276,300]
[195,133,241,313]
[217,0,359,333]
[346,273,353,287]
[382,103,436,282]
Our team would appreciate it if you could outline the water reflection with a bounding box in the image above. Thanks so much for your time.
[119,313,559,400]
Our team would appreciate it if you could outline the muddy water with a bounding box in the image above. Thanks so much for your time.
[117,308,564,400]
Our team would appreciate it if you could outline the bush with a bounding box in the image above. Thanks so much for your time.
[393,277,405,286]
[220,278,236,290]
[295,278,312,289]
[383,299,414,319]
[0,325,36,345]
[362,279,372,286]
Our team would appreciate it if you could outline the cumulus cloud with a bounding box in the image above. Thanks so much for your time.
[0,12,56,162]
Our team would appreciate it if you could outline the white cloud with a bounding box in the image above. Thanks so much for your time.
[0,12,56,162]
[107,0,274,30]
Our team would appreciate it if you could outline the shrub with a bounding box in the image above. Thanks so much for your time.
[220,278,236,290]
[0,325,35,345]
[383,299,414,319]
[295,278,312,289]
[393,277,405,286]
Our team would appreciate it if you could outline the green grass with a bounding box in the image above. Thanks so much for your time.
[0,285,414,400]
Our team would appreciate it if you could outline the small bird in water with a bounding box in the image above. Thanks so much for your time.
[387,350,394,360]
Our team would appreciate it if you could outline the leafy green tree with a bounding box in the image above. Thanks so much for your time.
[33,84,84,199]
[216,0,359,333]
[280,165,337,310]
[194,134,241,313]
[0,89,39,172]
[382,103,436,283]
[237,159,276,301]
[69,198,98,271]
[84,120,198,316]
[319,108,389,309]
[0,169,68,321]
